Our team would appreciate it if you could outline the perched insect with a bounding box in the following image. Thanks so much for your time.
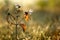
[23,12,30,22]
[19,21,26,32]
[20,23,26,32]
[15,4,21,13]
[15,4,21,9]
[23,9,33,22]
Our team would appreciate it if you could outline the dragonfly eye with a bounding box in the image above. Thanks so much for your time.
[16,5,21,9]
[25,12,28,15]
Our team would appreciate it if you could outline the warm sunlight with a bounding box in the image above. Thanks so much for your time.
[11,0,36,6]
[21,0,35,5]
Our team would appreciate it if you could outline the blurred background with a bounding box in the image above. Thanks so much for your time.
[0,0,60,40]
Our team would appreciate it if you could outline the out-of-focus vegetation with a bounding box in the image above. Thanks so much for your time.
[0,0,60,40]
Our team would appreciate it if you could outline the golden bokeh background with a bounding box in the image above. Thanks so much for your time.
[0,0,60,40]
